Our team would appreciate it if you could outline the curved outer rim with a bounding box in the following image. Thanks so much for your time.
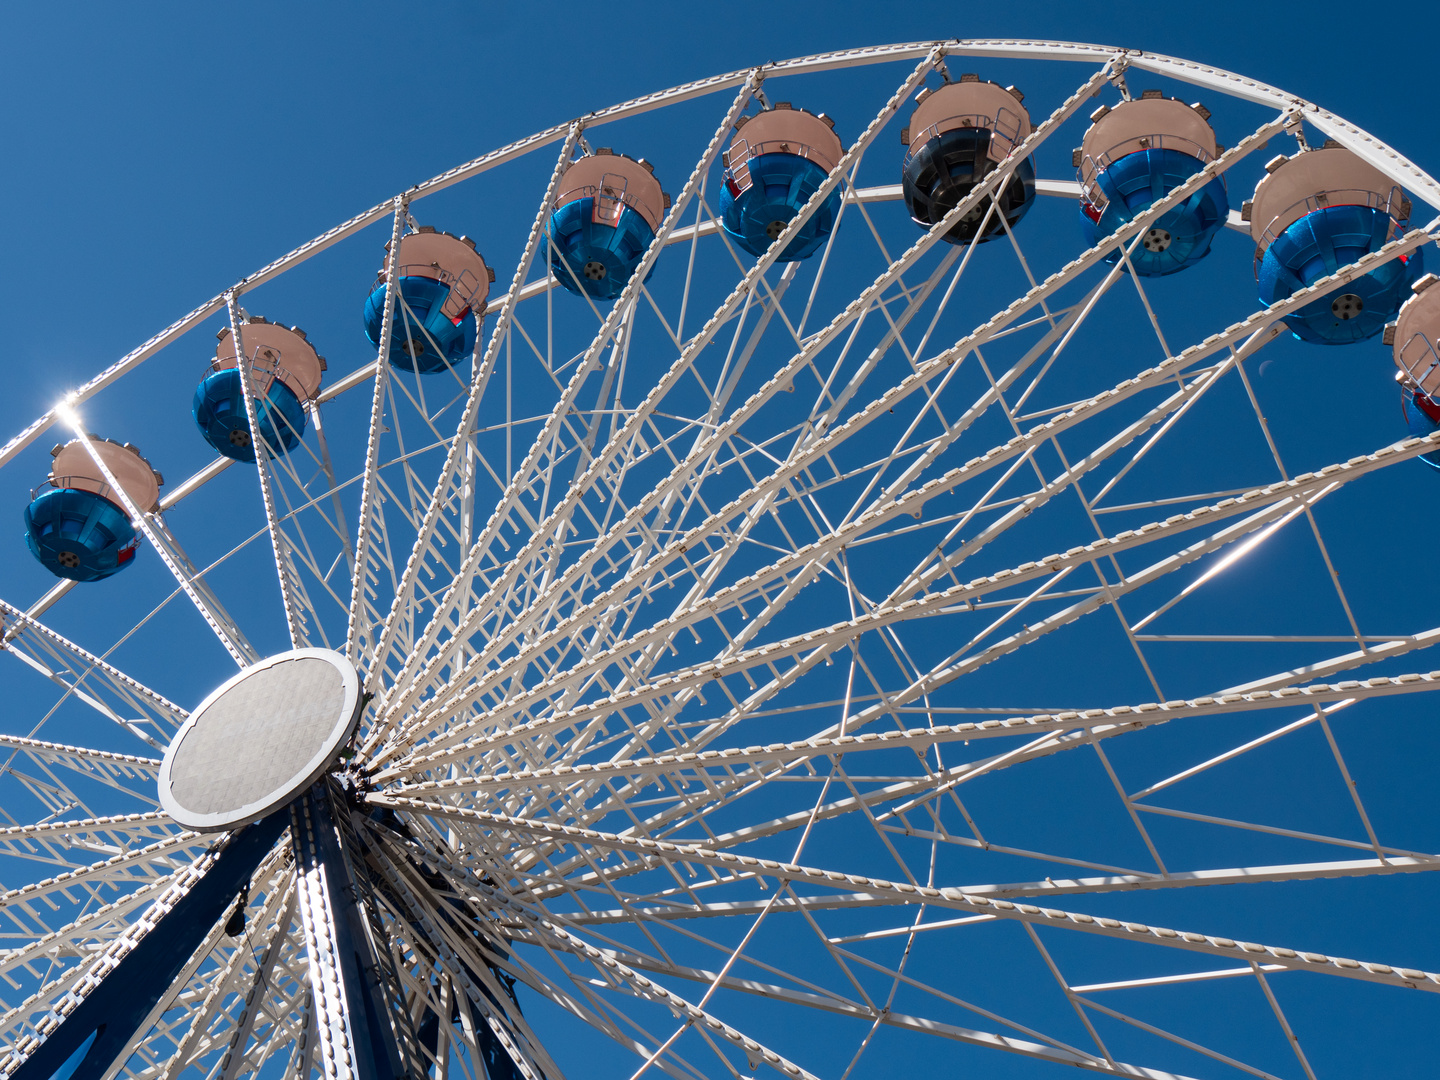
[1,41,1436,1080]
[3,38,1437,473]
[157,647,362,832]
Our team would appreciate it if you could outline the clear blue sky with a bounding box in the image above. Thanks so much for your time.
[1,0,1436,420]
[2,4,1438,1079]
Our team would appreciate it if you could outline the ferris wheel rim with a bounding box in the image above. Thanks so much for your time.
[3,36,1438,477]
[1,38,1438,1080]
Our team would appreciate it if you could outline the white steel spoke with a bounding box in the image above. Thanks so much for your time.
[376,796,1440,994]
[56,416,254,668]
[3,40,1438,1080]
[347,198,409,663]
[229,294,313,652]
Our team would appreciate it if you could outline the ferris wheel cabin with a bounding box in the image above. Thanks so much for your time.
[1250,145,1422,344]
[1075,92,1229,276]
[24,439,162,582]
[194,319,325,462]
[901,76,1036,246]
[720,104,843,261]
[364,228,493,374]
[546,151,669,300]
[1389,273,1440,468]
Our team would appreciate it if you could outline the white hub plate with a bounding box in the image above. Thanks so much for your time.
[158,649,363,832]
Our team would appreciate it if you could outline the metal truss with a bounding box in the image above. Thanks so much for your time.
[0,38,1437,1080]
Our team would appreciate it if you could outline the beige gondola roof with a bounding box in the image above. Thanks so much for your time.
[556,151,668,232]
[1395,275,1440,395]
[1080,96,1217,167]
[728,104,842,174]
[1249,146,1400,246]
[215,318,326,402]
[50,438,162,513]
[383,227,492,314]
[905,77,1031,148]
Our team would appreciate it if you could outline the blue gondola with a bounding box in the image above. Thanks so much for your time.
[24,486,139,582]
[23,440,161,582]
[364,228,492,372]
[1076,95,1228,276]
[364,277,478,372]
[1257,205,1422,344]
[546,152,667,301]
[546,199,656,301]
[1251,147,1422,345]
[719,105,843,261]
[194,319,325,460]
[193,369,307,462]
[1080,149,1228,275]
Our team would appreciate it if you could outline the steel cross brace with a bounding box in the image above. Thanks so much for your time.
[362,819,538,1080]
[0,788,428,1080]
[291,785,420,1080]
[2,811,289,1080]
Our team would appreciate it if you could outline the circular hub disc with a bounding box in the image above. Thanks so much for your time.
[158,649,363,831]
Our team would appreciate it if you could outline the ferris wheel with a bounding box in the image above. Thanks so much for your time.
[1,37,1438,1080]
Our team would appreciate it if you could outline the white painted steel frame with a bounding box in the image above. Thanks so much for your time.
[0,38,1436,1080]
[2,38,1432,469]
